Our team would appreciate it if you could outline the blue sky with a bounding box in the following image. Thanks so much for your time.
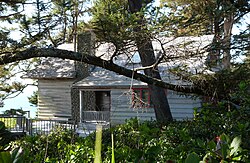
[0,83,37,118]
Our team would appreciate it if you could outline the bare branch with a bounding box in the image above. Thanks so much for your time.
[0,11,22,19]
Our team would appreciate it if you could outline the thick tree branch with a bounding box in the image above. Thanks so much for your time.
[0,11,22,19]
[0,47,205,95]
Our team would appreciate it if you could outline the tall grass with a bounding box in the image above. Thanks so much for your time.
[111,133,115,163]
[94,124,102,163]
[94,125,116,163]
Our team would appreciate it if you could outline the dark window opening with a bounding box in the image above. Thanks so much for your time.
[95,91,110,111]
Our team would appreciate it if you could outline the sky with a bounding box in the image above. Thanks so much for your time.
[0,73,37,117]
[1,84,37,118]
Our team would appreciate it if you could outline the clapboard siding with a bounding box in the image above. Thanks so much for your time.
[37,79,74,120]
[110,89,201,125]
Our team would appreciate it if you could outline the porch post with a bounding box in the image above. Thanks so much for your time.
[79,90,83,123]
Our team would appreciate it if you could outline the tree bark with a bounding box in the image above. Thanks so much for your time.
[222,7,234,69]
[136,37,173,122]
[128,0,173,122]
[210,0,234,70]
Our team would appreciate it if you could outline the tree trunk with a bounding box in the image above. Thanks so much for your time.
[222,11,234,69]
[128,0,173,122]
[137,37,173,122]
[212,0,234,70]
[209,14,221,67]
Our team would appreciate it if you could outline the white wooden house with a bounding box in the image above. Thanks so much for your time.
[25,32,93,121]
[25,32,213,126]
[73,67,202,125]
[25,52,76,120]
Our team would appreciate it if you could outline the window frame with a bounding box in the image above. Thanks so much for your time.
[132,88,168,108]
[132,88,153,108]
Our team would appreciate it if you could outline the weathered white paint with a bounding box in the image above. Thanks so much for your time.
[37,79,74,120]
[109,89,201,125]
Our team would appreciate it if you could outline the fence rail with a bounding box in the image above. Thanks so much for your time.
[0,116,76,135]
[31,119,76,135]
[82,111,110,122]
[0,116,27,133]
[1,113,111,136]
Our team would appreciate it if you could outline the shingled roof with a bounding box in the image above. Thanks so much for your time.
[25,35,214,80]
[73,35,214,88]
[25,44,76,79]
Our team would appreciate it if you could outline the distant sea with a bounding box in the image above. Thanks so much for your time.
[1,85,37,118]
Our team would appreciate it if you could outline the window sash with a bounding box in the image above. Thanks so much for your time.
[132,88,168,108]
[132,88,152,108]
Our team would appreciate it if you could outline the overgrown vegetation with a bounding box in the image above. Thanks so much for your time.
[0,102,248,162]
[0,84,249,162]
[0,122,15,151]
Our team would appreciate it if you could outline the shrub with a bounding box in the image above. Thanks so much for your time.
[0,121,15,150]
[99,105,250,162]
[9,127,95,163]
[6,101,250,162]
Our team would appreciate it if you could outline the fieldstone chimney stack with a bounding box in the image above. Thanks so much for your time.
[71,30,96,122]
[77,30,96,55]
[75,30,96,79]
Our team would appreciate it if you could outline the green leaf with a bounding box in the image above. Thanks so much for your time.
[239,81,246,90]
[146,145,161,157]
[196,138,205,148]
[220,133,230,143]
[221,143,229,159]
[208,140,216,151]
[232,155,242,161]
[230,136,241,156]
[220,134,230,159]
[185,152,200,163]
[0,151,12,163]
[11,147,23,163]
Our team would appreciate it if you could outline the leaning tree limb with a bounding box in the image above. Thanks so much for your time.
[0,47,205,95]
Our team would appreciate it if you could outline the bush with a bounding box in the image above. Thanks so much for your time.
[6,102,250,162]
[9,127,95,163]
[99,105,250,162]
[0,121,16,150]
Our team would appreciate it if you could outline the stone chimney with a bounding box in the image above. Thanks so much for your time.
[75,30,96,80]
[71,30,96,123]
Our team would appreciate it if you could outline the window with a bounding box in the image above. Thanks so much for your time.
[132,88,153,108]
[95,91,111,111]
[81,91,111,112]
[81,91,111,122]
